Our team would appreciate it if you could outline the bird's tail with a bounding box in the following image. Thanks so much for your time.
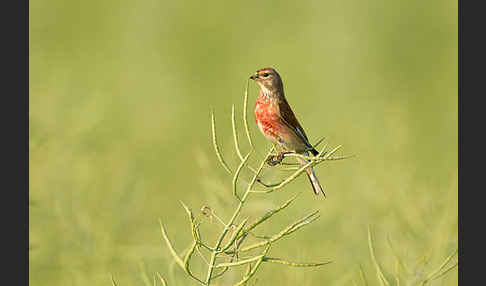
[297,153,325,197]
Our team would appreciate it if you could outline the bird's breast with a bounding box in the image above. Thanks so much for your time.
[254,96,282,142]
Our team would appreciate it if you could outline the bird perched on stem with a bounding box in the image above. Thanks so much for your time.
[250,67,325,197]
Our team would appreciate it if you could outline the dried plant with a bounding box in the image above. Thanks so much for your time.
[159,81,351,285]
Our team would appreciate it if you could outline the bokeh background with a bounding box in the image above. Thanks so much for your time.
[29,0,457,285]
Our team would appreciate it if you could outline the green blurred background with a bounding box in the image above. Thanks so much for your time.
[29,0,457,285]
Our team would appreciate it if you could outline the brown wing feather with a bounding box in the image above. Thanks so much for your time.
[278,98,311,144]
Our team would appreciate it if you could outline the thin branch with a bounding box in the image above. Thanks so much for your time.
[429,262,458,282]
[264,160,313,193]
[359,264,369,286]
[211,109,232,174]
[367,226,390,286]
[236,210,320,253]
[233,152,252,201]
[240,194,300,238]
[284,153,355,162]
[262,257,332,267]
[156,272,168,286]
[222,218,249,252]
[243,79,254,148]
[216,255,264,268]
[159,220,185,269]
[232,104,245,161]
[386,235,409,274]
[233,244,271,286]
[159,219,205,285]
[422,248,458,285]
[205,147,274,284]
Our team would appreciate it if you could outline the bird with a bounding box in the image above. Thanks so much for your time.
[250,67,325,197]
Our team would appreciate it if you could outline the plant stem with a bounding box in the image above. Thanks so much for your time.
[204,147,273,285]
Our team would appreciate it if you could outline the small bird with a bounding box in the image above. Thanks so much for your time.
[250,67,325,197]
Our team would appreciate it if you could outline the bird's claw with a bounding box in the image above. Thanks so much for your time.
[265,155,279,166]
[266,152,286,166]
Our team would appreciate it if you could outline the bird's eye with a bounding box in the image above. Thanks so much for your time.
[263,73,269,77]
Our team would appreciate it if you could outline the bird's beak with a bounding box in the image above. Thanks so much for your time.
[249,74,258,80]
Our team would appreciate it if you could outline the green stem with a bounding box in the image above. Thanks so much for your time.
[204,147,274,285]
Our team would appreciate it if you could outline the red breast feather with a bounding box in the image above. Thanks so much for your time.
[254,95,283,143]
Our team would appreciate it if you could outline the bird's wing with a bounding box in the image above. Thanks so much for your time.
[278,98,312,147]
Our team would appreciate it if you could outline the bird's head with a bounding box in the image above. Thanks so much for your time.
[249,67,283,95]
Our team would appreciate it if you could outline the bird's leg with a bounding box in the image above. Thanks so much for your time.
[265,151,295,166]
[265,155,280,166]
[265,144,281,166]
[276,152,286,162]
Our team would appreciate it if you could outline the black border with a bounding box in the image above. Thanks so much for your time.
[3,0,29,284]
[459,0,485,284]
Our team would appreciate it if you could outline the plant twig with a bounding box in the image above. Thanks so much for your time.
[161,87,348,285]
[368,226,391,286]
[243,79,254,149]
[211,109,232,174]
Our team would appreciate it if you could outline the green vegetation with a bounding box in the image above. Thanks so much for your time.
[156,91,346,285]
[30,0,457,285]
